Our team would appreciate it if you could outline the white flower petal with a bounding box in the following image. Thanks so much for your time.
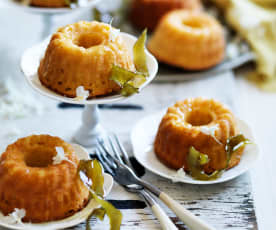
[107,23,120,42]
[53,147,76,166]
[2,208,26,225]
[74,86,89,101]
[171,168,186,183]
[200,125,219,137]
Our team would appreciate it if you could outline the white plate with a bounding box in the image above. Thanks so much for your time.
[0,144,113,230]
[4,0,101,14]
[131,111,260,185]
[20,33,158,105]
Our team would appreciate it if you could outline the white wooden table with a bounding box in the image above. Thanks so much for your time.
[0,5,275,230]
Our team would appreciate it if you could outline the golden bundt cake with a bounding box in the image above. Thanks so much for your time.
[31,0,67,7]
[154,98,244,174]
[148,10,226,70]
[38,21,135,98]
[130,0,202,30]
[0,135,89,223]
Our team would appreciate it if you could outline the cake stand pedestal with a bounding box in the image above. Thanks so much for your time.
[20,32,158,148]
[74,105,105,147]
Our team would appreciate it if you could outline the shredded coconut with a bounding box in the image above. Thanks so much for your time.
[109,27,120,42]
[74,86,89,101]
[2,208,26,225]
[200,125,219,137]
[200,125,222,144]
[171,168,186,183]
[53,147,76,166]
[107,20,120,42]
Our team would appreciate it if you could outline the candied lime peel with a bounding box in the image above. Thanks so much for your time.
[225,134,251,165]
[110,29,149,96]
[133,29,149,76]
[187,134,251,181]
[78,159,122,230]
[187,147,221,181]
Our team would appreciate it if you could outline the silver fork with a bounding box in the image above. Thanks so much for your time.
[96,134,216,230]
[96,135,177,230]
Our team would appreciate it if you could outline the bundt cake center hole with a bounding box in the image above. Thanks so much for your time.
[25,148,55,168]
[186,110,213,126]
[182,19,203,29]
[75,34,103,49]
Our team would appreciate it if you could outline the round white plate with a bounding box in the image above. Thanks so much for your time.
[20,32,158,105]
[4,0,101,14]
[131,111,260,185]
[0,144,113,230]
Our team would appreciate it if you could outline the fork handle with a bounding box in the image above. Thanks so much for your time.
[140,181,215,230]
[159,192,216,230]
[141,190,178,230]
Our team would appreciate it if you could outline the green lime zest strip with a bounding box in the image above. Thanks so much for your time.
[187,134,251,181]
[86,208,106,230]
[187,147,221,181]
[78,159,122,230]
[110,29,149,96]
[110,65,147,96]
[89,189,123,230]
[78,159,104,196]
[133,29,148,76]
[225,134,251,165]
[110,65,137,86]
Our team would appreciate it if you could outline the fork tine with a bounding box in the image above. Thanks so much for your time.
[108,134,124,164]
[97,145,117,169]
[112,133,132,168]
[95,149,114,175]
[98,140,122,166]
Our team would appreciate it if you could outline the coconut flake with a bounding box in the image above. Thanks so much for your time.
[107,21,120,42]
[200,125,219,137]
[2,208,26,225]
[171,168,186,183]
[200,125,222,144]
[53,147,76,166]
[74,86,89,101]
[109,27,120,42]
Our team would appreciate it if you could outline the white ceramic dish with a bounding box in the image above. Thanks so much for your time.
[20,32,158,105]
[0,144,113,230]
[131,111,260,185]
[4,0,101,14]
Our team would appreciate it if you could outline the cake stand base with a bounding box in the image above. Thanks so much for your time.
[74,104,105,148]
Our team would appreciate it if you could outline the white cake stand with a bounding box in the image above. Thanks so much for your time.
[20,32,158,148]
[4,0,102,38]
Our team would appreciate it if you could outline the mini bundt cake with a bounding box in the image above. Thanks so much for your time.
[31,0,67,7]
[130,0,202,30]
[154,98,244,174]
[148,10,226,70]
[0,135,89,223]
[38,21,135,98]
